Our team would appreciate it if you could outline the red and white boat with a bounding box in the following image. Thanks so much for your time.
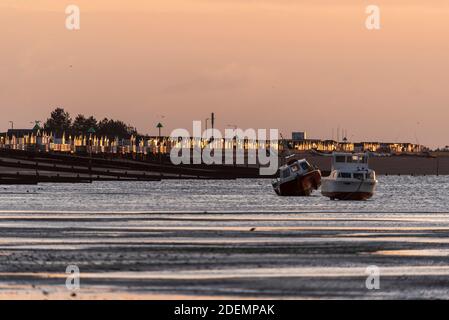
[272,156,322,196]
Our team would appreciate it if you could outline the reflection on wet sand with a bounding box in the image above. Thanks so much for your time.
[1,211,449,299]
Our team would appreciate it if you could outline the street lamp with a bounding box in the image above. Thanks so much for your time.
[156,122,164,178]
[87,127,96,182]
[156,122,163,138]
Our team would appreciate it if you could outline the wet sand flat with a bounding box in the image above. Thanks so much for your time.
[1,211,449,299]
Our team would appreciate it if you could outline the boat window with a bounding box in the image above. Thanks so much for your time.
[281,169,290,178]
[346,156,353,163]
[353,173,364,180]
[339,172,351,178]
[336,156,346,163]
[290,164,299,172]
[300,161,311,171]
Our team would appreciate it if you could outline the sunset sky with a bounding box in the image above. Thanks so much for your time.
[1,1,449,147]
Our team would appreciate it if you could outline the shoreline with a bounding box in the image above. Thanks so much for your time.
[1,149,449,187]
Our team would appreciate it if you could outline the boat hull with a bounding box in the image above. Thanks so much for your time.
[321,179,377,201]
[321,191,374,201]
[273,170,321,196]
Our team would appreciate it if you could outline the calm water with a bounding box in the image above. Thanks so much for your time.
[0,176,448,213]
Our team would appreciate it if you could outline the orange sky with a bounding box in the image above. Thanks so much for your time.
[1,1,449,148]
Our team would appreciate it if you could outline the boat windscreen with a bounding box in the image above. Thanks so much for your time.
[336,156,346,163]
[353,173,365,180]
[299,162,311,171]
[281,169,290,178]
[338,172,351,178]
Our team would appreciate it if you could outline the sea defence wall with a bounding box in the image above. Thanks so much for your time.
[0,148,261,184]
[299,153,449,176]
[0,149,448,185]
[370,156,449,175]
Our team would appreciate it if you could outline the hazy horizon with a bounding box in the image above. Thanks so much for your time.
[1,1,449,148]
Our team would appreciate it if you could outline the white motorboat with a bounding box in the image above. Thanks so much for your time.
[321,153,378,200]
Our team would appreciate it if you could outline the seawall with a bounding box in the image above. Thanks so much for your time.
[298,153,449,176]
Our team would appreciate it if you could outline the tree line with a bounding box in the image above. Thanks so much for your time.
[43,108,138,139]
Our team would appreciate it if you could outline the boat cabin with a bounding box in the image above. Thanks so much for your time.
[279,160,313,181]
[331,153,369,171]
[328,170,376,180]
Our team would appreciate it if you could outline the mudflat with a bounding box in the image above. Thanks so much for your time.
[0,211,449,299]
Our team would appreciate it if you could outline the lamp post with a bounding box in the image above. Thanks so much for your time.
[156,122,163,138]
[210,112,215,143]
[87,127,96,182]
[156,122,164,178]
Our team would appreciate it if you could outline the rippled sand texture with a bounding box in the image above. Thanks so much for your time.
[0,177,449,299]
[1,210,449,299]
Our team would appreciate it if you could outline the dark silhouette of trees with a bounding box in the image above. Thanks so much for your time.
[72,115,98,135]
[97,118,137,139]
[44,108,72,137]
[43,108,139,139]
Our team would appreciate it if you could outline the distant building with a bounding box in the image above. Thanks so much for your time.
[292,132,307,141]
[6,129,34,138]
[0,128,428,155]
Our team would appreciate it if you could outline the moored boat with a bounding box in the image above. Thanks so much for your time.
[321,152,378,200]
[272,156,321,196]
